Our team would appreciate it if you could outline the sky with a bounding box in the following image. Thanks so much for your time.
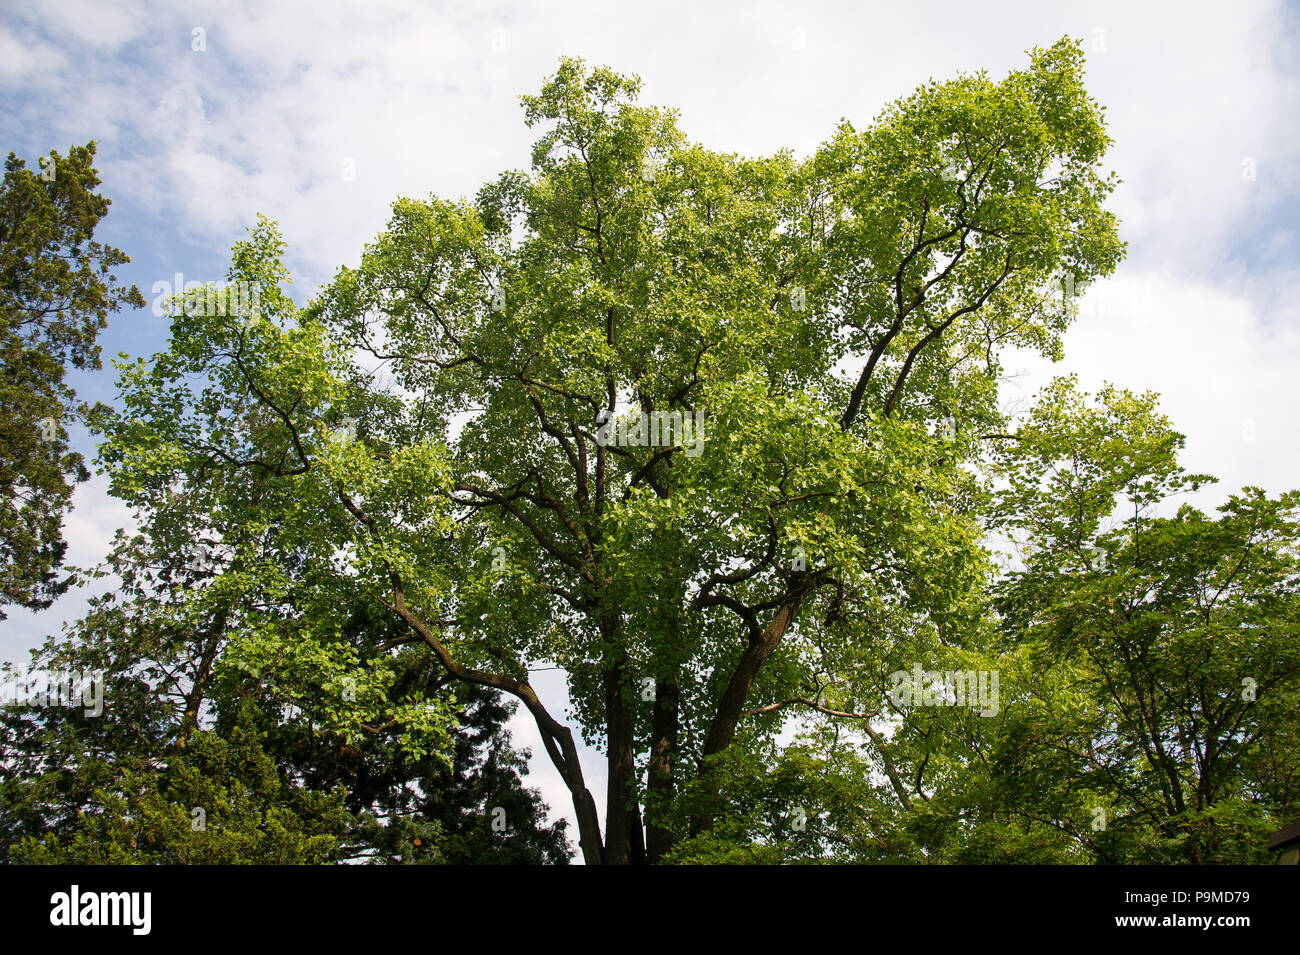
[2,0,1298,855]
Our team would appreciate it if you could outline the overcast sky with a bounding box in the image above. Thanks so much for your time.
[2,0,1298,853]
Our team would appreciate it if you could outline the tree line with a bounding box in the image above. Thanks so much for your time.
[2,38,1296,864]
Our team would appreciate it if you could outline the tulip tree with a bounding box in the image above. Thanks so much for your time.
[99,39,1124,863]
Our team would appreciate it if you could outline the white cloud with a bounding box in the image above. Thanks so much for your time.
[1005,264,1300,512]
[27,0,141,51]
[0,26,72,87]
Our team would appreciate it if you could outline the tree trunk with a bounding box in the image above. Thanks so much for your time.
[602,659,635,864]
[691,593,805,835]
[646,670,679,862]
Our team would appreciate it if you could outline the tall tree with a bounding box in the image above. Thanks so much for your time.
[0,141,144,616]
[981,379,1300,863]
[95,39,1124,863]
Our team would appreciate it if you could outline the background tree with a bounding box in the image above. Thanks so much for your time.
[824,380,1300,865]
[0,142,144,616]
[979,379,1300,863]
[282,669,571,864]
[7,702,349,865]
[264,603,569,864]
[1,485,568,864]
